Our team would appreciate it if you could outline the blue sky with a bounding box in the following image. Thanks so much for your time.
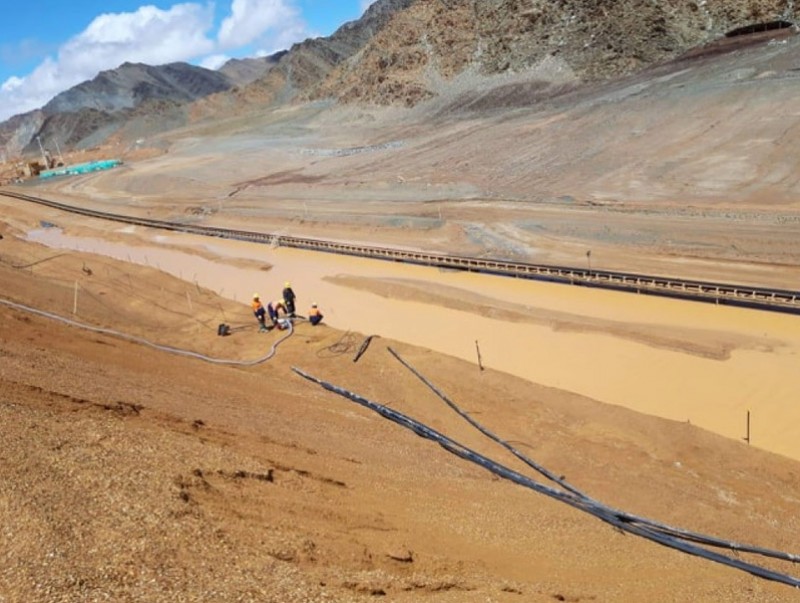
[0,0,377,122]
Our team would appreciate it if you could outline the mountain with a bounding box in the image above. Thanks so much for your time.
[217,52,287,87]
[0,0,414,157]
[0,110,45,158]
[12,63,237,158]
[14,52,308,159]
[43,62,234,114]
[275,0,417,91]
[307,0,797,106]
[0,62,238,159]
[1,0,796,158]
[189,0,418,116]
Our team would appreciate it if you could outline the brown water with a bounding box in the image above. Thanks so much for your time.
[28,227,800,460]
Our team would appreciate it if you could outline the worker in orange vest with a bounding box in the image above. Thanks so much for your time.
[251,293,268,332]
[308,302,323,326]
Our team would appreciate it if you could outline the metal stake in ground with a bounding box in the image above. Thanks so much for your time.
[744,410,751,445]
[475,340,484,371]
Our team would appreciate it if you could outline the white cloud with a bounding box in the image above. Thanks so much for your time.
[0,57,82,119]
[1,76,23,93]
[217,0,305,51]
[0,2,216,121]
[200,54,231,70]
[253,19,308,56]
[61,3,216,73]
[0,0,316,123]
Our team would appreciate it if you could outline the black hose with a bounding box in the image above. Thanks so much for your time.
[4,252,71,269]
[353,335,378,363]
[316,331,357,358]
[291,367,800,588]
[0,297,293,366]
[387,346,590,499]
[386,347,800,563]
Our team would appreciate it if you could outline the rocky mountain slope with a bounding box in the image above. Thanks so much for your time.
[0,110,45,158]
[26,63,237,157]
[0,0,415,158]
[217,52,286,86]
[44,62,233,114]
[1,0,797,158]
[308,0,797,106]
[187,0,417,119]
[2,53,289,160]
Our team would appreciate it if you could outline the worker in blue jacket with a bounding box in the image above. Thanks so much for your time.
[283,281,297,317]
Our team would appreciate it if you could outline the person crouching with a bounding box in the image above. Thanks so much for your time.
[268,299,287,325]
[308,303,323,326]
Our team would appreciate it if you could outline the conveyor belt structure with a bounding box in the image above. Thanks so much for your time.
[3,189,799,314]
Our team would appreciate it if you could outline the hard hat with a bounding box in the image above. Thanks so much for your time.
[311,302,317,307]
[253,293,259,299]
[285,281,291,287]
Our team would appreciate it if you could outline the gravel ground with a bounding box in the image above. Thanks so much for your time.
[2,227,800,602]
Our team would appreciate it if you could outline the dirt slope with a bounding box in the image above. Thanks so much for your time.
[2,203,800,602]
[3,8,800,602]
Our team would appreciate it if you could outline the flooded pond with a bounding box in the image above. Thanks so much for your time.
[26,225,800,460]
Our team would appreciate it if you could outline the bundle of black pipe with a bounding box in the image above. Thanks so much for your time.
[291,356,800,589]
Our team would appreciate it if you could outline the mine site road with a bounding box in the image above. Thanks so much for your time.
[3,188,800,315]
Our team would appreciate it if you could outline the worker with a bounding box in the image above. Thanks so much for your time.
[282,281,297,317]
[252,293,268,332]
[267,299,287,324]
[308,302,323,326]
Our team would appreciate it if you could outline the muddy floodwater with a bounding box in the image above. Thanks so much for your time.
[28,226,800,461]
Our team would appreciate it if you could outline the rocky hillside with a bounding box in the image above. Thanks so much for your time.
[2,62,239,159]
[2,0,796,157]
[11,54,294,160]
[308,0,797,106]
[0,111,44,158]
[44,62,233,114]
[274,0,416,92]
[217,51,286,86]
[191,0,417,117]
